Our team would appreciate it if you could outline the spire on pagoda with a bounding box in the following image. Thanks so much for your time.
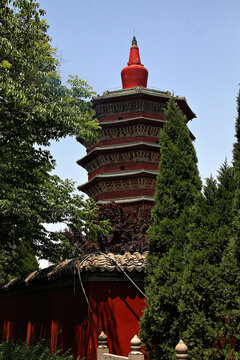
[121,36,148,89]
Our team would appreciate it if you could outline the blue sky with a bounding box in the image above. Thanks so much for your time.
[39,0,240,189]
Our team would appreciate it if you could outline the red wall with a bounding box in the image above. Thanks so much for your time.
[91,137,160,149]
[95,189,155,201]
[98,112,165,122]
[89,162,159,180]
[0,280,146,359]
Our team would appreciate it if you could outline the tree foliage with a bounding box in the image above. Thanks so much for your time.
[0,0,103,281]
[210,88,240,358]
[202,89,240,358]
[231,88,240,257]
[64,202,150,254]
[140,97,202,359]
[0,339,76,360]
[180,162,238,359]
[141,91,240,359]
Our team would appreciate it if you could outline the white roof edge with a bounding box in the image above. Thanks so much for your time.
[97,196,154,204]
[78,170,158,189]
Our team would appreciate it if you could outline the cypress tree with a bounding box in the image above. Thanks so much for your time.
[178,91,240,358]
[187,162,235,268]
[214,88,240,358]
[140,97,202,359]
[232,89,240,255]
[180,162,236,359]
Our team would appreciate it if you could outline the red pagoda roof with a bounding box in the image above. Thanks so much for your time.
[121,36,148,89]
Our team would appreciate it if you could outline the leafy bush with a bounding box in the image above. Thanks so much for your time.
[0,339,76,360]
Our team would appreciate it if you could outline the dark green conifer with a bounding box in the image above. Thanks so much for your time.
[213,89,240,358]
[232,89,240,255]
[141,90,240,359]
[140,97,202,360]
[180,162,236,359]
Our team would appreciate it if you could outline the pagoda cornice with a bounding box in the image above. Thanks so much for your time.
[77,141,160,167]
[92,87,196,121]
[78,169,158,193]
[77,117,166,149]
[99,116,165,126]
[97,196,154,205]
[93,87,171,101]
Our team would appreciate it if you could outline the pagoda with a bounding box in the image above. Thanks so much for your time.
[77,37,195,208]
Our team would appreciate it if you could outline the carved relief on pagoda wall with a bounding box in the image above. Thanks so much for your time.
[86,176,156,198]
[84,150,160,173]
[82,125,163,148]
[95,99,165,117]
[102,124,161,139]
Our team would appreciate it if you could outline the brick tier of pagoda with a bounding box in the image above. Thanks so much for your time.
[77,37,196,208]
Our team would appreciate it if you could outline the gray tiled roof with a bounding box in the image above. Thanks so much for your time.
[0,252,147,293]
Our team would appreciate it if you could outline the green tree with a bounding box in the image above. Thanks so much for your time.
[0,0,104,281]
[4,240,39,280]
[140,97,202,359]
[179,162,237,359]
[231,88,240,256]
[211,88,240,358]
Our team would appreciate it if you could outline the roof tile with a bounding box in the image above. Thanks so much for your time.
[0,252,147,293]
